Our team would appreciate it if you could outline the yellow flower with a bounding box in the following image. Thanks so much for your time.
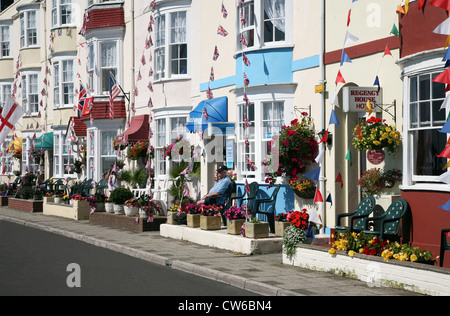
[410,254,418,262]
[328,248,336,255]
[373,141,381,146]
[359,248,364,253]
[348,250,356,257]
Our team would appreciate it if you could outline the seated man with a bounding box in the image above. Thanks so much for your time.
[200,165,232,206]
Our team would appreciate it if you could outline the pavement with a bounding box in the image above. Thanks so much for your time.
[0,207,425,296]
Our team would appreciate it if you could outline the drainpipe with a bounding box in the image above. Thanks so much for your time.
[130,0,136,169]
[319,0,326,235]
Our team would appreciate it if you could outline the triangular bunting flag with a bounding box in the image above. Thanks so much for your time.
[374,76,380,93]
[345,149,352,166]
[396,4,406,14]
[340,49,352,66]
[304,167,321,182]
[430,0,450,11]
[365,100,373,115]
[326,193,333,206]
[439,199,450,211]
[436,170,450,184]
[335,70,346,85]
[329,109,340,127]
[391,24,399,37]
[319,130,329,144]
[436,145,450,159]
[336,172,343,188]
[344,30,359,47]
[433,68,450,85]
[439,117,450,133]
[433,17,450,35]
[383,44,392,57]
[314,188,324,203]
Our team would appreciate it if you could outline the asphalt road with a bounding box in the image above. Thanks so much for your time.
[0,221,259,297]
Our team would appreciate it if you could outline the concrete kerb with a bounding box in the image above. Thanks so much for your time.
[0,215,301,296]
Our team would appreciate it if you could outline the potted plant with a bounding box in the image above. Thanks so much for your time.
[136,195,161,221]
[186,202,202,228]
[109,187,134,215]
[121,168,148,189]
[275,212,291,237]
[54,192,64,204]
[265,114,319,185]
[105,197,114,213]
[200,204,223,230]
[124,198,138,217]
[62,194,70,205]
[352,117,401,154]
[223,205,246,235]
[71,159,84,175]
[357,168,383,197]
[86,193,106,212]
[127,141,149,161]
[70,194,83,206]
[283,225,307,260]
[245,216,270,239]
[382,169,402,189]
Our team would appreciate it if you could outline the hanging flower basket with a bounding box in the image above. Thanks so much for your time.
[290,178,316,199]
[352,117,401,154]
[127,141,148,161]
[265,113,319,185]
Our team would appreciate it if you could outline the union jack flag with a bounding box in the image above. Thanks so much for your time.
[213,46,220,61]
[243,93,252,107]
[77,84,88,118]
[238,0,244,8]
[207,87,214,100]
[217,25,228,37]
[148,97,153,108]
[243,73,250,87]
[245,179,251,195]
[240,13,246,27]
[149,67,153,77]
[242,53,251,67]
[141,54,146,65]
[210,67,215,82]
[137,71,142,81]
[148,82,153,92]
[203,107,209,121]
[145,35,153,49]
[222,4,228,18]
[246,157,257,171]
[243,115,252,128]
[180,166,190,175]
[183,185,190,198]
[240,34,247,47]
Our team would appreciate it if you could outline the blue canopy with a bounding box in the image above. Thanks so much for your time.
[187,97,228,133]
[35,132,54,150]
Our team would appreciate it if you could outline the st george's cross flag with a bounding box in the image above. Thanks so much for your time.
[0,96,25,146]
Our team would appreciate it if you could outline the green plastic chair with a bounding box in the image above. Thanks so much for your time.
[252,185,281,234]
[363,198,409,241]
[335,197,377,234]
[440,229,450,267]
[232,182,259,211]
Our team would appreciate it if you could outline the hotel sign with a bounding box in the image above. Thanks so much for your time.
[343,87,382,113]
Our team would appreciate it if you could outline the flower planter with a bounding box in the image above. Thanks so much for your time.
[167,211,180,225]
[139,209,148,220]
[245,221,269,239]
[187,213,201,228]
[54,197,62,204]
[124,205,138,217]
[8,198,43,213]
[227,219,245,235]
[200,215,221,231]
[0,196,8,206]
[275,221,290,237]
[105,202,114,213]
[113,204,125,215]
[95,202,105,212]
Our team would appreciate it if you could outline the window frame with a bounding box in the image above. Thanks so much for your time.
[236,0,291,53]
[52,0,75,28]
[21,71,40,116]
[0,24,12,58]
[235,86,294,183]
[19,9,39,49]
[53,57,76,108]
[154,6,190,82]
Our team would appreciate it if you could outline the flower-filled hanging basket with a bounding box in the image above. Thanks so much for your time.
[352,117,401,154]
[290,178,316,199]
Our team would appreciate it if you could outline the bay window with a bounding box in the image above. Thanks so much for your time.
[52,0,74,27]
[101,131,117,175]
[0,82,12,107]
[53,131,76,178]
[236,87,294,183]
[20,10,38,49]
[237,0,290,51]
[0,25,11,58]
[54,59,75,108]
[87,39,121,95]
[22,72,39,115]
[154,7,189,80]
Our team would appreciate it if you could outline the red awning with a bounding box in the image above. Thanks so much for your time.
[66,116,87,137]
[116,114,149,145]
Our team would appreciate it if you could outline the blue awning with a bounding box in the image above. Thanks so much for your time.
[187,97,228,133]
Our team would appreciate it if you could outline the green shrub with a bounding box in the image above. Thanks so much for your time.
[109,187,134,205]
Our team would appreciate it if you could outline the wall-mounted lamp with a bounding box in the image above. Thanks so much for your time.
[318,129,333,146]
